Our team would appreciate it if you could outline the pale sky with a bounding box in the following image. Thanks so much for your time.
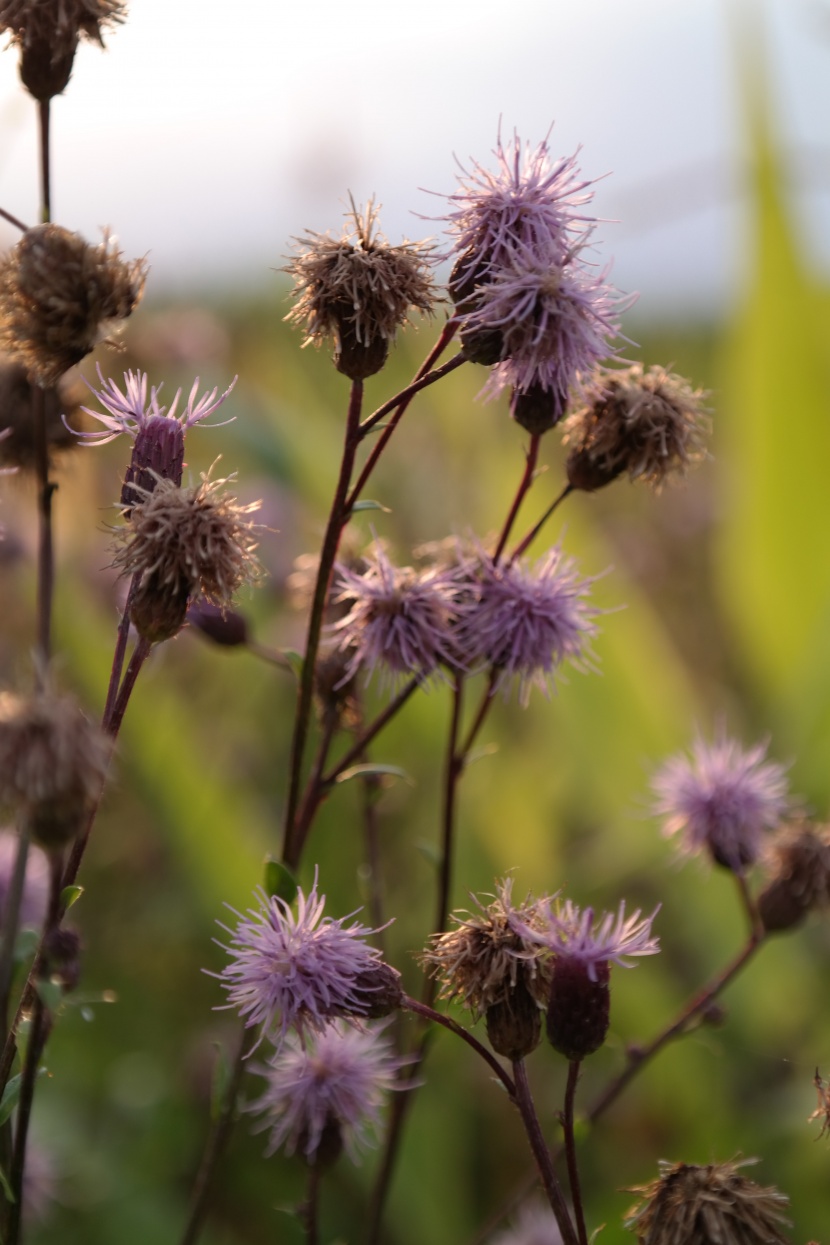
[0,0,827,314]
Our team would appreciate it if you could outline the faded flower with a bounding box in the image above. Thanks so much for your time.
[758,821,830,933]
[0,226,146,386]
[562,364,710,491]
[0,358,83,470]
[112,470,262,644]
[213,873,399,1051]
[652,732,791,873]
[0,0,126,98]
[285,199,436,380]
[0,687,110,849]
[625,1158,791,1245]
[249,1023,404,1168]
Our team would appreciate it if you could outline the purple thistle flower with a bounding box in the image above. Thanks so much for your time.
[511,898,660,982]
[468,241,626,403]
[440,130,598,276]
[212,874,390,1051]
[332,544,469,686]
[651,733,791,871]
[458,546,600,705]
[249,1022,404,1165]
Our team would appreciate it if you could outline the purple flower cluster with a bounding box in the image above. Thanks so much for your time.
[510,896,660,982]
[440,131,628,422]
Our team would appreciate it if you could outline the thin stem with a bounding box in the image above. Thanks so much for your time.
[38,100,51,222]
[0,206,27,232]
[492,435,541,564]
[459,670,498,758]
[282,380,364,869]
[401,995,515,1096]
[735,870,764,941]
[302,1164,321,1245]
[511,1059,578,1245]
[179,1025,248,1245]
[434,676,464,954]
[509,483,575,564]
[103,577,139,727]
[321,679,419,786]
[356,323,461,439]
[360,765,387,954]
[562,1061,588,1245]
[290,713,340,866]
[32,384,56,671]
[107,637,151,738]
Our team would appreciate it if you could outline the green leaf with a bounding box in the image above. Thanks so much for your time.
[61,885,84,911]
[0,1075,22,1127]
[34,980,63,1014]
[351,499,391,514]
[13,928,38,965]
[335,763,412,786]
[280,649,304,679]
[262,858,297,905]
[0,1162,14,1203]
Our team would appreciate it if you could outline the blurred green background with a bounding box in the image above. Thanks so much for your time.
[1,72,830,1245]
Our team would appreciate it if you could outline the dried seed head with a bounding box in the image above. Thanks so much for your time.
[0,357,84,470]
[625,1158,791,1245]
[0,225,146,386]
[285,199,436,380]
[421,879,551,1020]
[485,978,542,1060]
[0,0,126,98]
[112,470,262,644]
[0,688,110,850]
[41,925,82,992]
[562,364,709,492]
[758,821,830,933]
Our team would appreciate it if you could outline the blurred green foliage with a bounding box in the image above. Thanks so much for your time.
[1,98,829,1245]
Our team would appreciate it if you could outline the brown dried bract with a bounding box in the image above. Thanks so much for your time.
[0,225,146,386]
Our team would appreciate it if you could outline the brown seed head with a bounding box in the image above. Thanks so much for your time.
[421,879,551,1018]
[0,225,146,386]
[113,470,263,643]
[0,688,110,849]
[562,363,709,492]
[758,820,830,933]
[0,357,84,471]
[0,0,126,98]
[625,1158,792,1245]
[285,199,436,380]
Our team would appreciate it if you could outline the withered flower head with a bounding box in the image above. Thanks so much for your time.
[562,363,709,492]
[284,199,436,380]
[758,821,830,933]
[625,1158,791,1245]
[112,468,262,644]
[0,687,110,849]
[0,0,126,99]
[422,879,551,1018]
[0,225,146,386]
[0,357,83,470]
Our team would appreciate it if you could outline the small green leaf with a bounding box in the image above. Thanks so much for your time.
[415,840,440,868]
[280,649,304,679]
[263,858,298,905]
[0,1162,14,1202]
[34,980,63,1014]
[351,499,391,514]
[0,1075,22,1127]
[210,1042,231,1121]
[335,763,412,786]
[61,885,84,911]
[13,928,38,965]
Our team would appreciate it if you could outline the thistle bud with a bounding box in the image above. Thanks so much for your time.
[41,925,82,993]
[510,381,567,436]
[187,601,249,648]
[485,978,541,1060]
[347,962,403,1019]
[546,956,609,1061]
[0,0,126,100]
[758,822,830,933]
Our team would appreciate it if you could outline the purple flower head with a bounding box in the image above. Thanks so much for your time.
[467,241,627,403]
[212,873,390,1051]
[249,1022,404,1165]
[78,367,236,503]
[440,130,599,277]
[511,898,660,983]
[332,543,469,686]
[458,546,601,705]
[651,732,791,872]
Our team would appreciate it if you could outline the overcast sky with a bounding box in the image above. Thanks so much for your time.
[0,0,827,315]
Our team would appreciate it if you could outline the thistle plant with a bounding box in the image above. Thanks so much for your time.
[0,10,827,1245]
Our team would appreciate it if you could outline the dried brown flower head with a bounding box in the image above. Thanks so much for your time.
[758,821,830,933]
[0,225,146,386]
[285,200,436,380]
[562,363,709,492]
[625,1159,791,1245]
[0,357,84,470]
[421,879,550,1018]
[113,469,262,643]
[0,687,110,849]
[0,0,126,98]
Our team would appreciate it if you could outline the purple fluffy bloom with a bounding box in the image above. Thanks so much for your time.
[511,898,660,983]
[249,1022,404,1164]
[458,546,600,705]
[213,874,388,1050]
[78,366,236,447]
[332,544,468,685]
[651,733,791,871]
[440,130,598,275]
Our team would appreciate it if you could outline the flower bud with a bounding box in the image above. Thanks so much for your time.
[546,956,610,1061]
[511,381,567,436]
[347,962,403,1019]
[187,601,249,648]
[41,926,82,993]
[485,978,541,1060]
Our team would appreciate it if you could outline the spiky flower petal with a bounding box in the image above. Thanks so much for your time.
[0,227,145,385]
[213,874,397,1050]
[652,733,791,872]
[249,1022,404,1166]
